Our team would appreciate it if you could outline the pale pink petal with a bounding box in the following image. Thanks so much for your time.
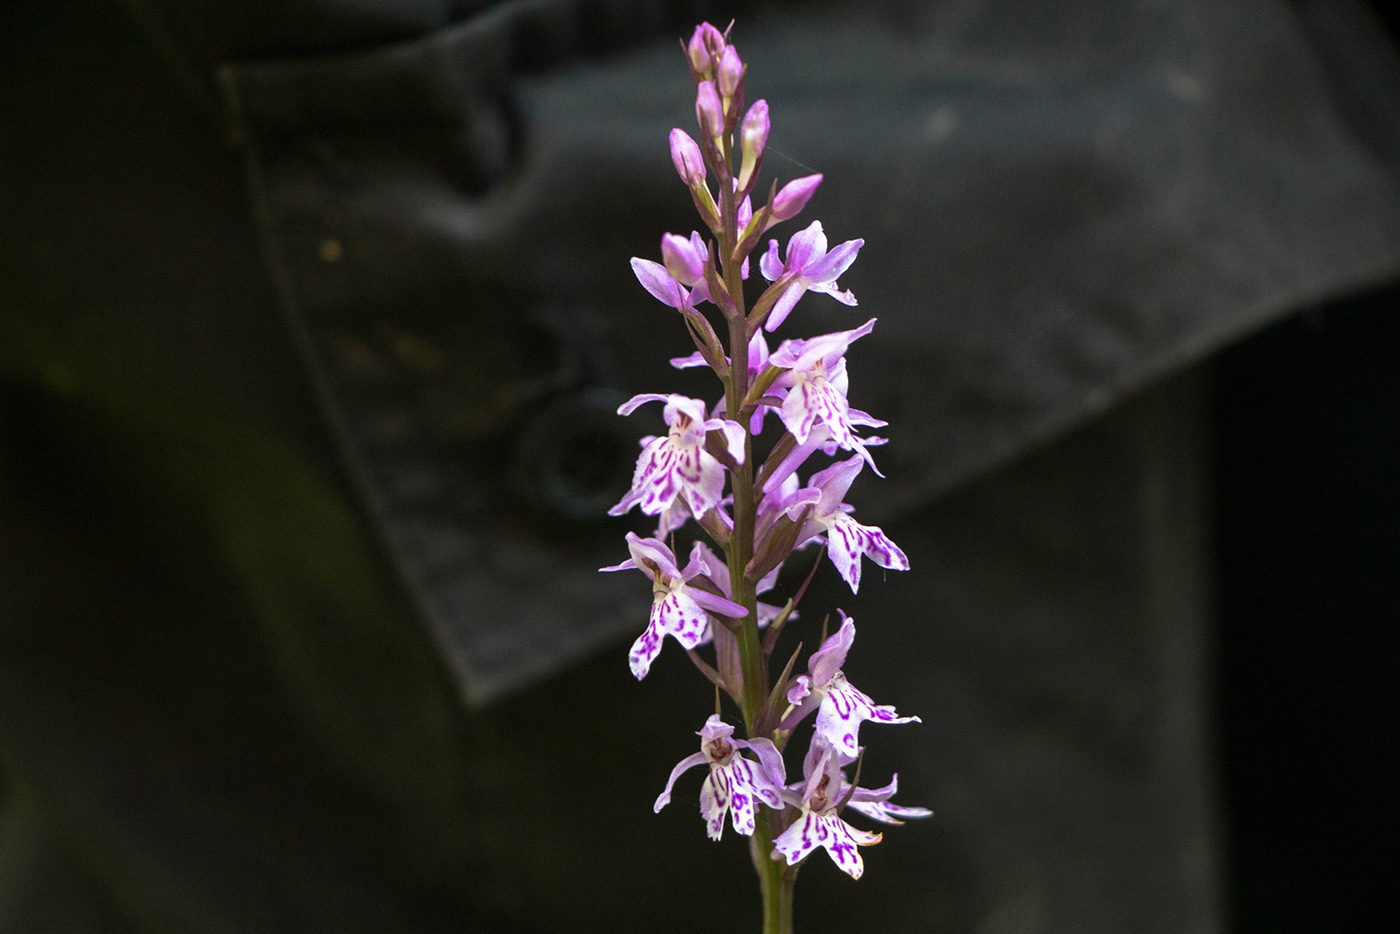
[808,455,863,514]
[848,799,934,824]
[689,587,747,620]
[617,392,673,416]
[669,351,709,369]
[803,237,863,285]
[769,174,822,223]
[630,258,689,310]
[720,420,746,463]
[764,282,805,332]
[786,674,813,706]
[808,617,856,687]
[697,713,736,744]
[759,239,784,282]
[735,737,788,806]
[785,221,826,269]
[654,751,709,812]
[624,532,683,578]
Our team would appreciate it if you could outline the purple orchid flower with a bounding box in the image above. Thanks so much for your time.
[784,615,919,758]
[771,735,929,878]
[609,393,744,521]
[655,714,786,840]
[758,220,863,332]
[789,455,909,593]
[771,736,882,878]
[769,318,887,474]
[600,533,747,679]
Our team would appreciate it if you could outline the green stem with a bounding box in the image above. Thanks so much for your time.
[716,117,794,933]
[716,134,767,732]
[753,812,795,934]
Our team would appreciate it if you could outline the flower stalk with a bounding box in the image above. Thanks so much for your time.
[604,22,930,932]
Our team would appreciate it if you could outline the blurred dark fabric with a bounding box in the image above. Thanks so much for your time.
[1,0,1397,931]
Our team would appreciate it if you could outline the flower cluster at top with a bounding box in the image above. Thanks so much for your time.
[600,22,929,884]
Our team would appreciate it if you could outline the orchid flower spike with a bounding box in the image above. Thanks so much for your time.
[655,715,786,840]
[784,615,920,757]
[601,534,746,679]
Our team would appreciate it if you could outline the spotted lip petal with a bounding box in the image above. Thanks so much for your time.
[700,767,732,839]
[823,512,910,594]
[628,588,711,679]
[772,809,881,879]
[815,673,920,759]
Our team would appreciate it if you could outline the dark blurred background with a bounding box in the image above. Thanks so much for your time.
[1212,280,1400,932]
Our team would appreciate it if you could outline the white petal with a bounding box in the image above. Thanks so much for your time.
[699,768,732,841]
[628,619,666,680]
[772,809,823,866]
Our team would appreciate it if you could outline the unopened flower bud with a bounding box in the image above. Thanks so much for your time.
[661,232,705,286]
[737,100,769,191]
[695,81,724,142]
[687,22,726,76]
[717,46,744,99]
[670,128,706,186]
[770,173,823,223]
